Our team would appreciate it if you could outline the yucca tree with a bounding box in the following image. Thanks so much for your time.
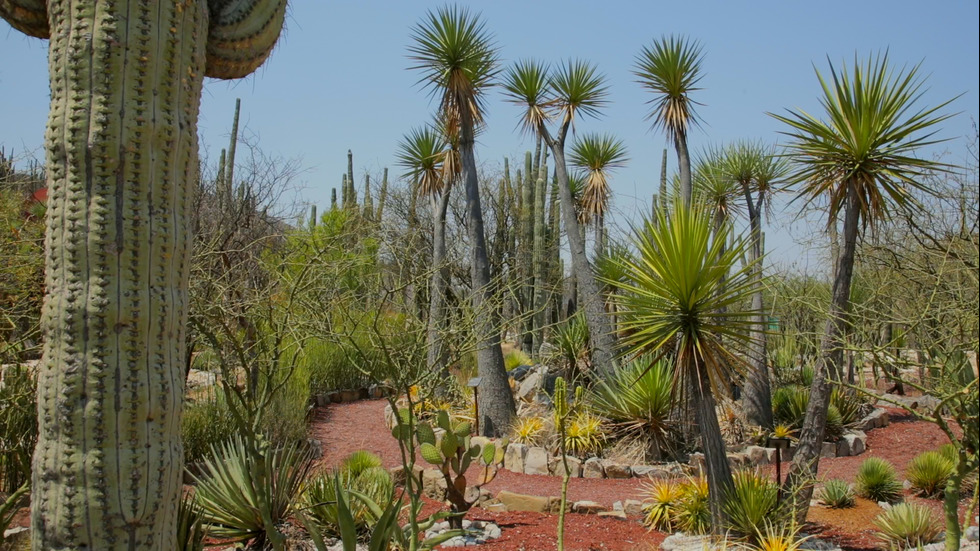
[408,5,515,435]
[396,125,456,385]
[634,35,705,206]
[570,133,630,259]
[603,200,761,533]
[694,146,743,240]
[770,52,955,522]
[723,140,787,428]
[501,58,618,377]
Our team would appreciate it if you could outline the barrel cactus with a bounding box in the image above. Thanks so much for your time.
[0,1,285,548]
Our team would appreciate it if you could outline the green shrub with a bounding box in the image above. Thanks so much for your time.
[0,365,36,493]
[830,387,863,426]
[873,503,941,549]
[303,338,371,396]
[906,450,954,498]
[551,313,589,378]
[504,349,532,372]
[563,412,606,457]
[176,495,208,551]
[724,469,779,541]
[642,478,683,531]
[824,404,844,441]
[856,457,903,503]
[772,386,809,429]
[194,435,314,545]
[673,476,711,535]
[181,391,237,464]
[304,450,394,535]
[590,357,675,461]
[817,479,855,508]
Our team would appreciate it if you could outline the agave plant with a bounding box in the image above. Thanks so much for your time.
[562,412,606,457]
[510,416,548,447]
[855,457,904,503]
[590,356,676,461]
[642,478,683,531]
[724,469,779,541]
[673,476,712,534]
[304,451,395,536]
[176,495,208,551]
[873,503,942,550]
[817,479,855,509]
[193,434,314,545]
[905,450,954,498]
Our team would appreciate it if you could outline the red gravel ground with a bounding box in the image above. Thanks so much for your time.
[310,400,979,551]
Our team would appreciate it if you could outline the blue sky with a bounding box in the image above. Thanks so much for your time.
[2,1,978,269]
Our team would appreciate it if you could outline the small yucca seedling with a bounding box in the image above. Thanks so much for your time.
[873,503,941,550]
[905,450,954,498]
[642,479,683,531]
[754,520,811,551]
[504,349,533,372]
[724,469,779,541]
[771,424,796,440]
[817,479,855,508]
[563,412,606,457]
[511,416,546,447]
[673,476,711,535]
[856,457,903,503]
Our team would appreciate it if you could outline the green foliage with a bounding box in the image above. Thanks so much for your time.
[873,503,942,550]
[590,356,676,461]
[0,365,36,493]
[181,391,237,464]
[551,313,590,379]
[824,404,844,441]
[817,479,855,509]
[510,416,547,447]
[855,457,904,503]
[772,386,810,429]
[830,388,864,426]
[642,478,684,531]
[304,451,394,536]
[563,412,606,457]
[724,469,779,541]
[0,187,45,351]
[303,338,372,396]
[193,435,314,544]
[1,481,29,546]
[176,495,208,551]
[905,451,954,498]
[673,476,712,535]
[504,348,532,372]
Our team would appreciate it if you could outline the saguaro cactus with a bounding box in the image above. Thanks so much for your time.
[0,1,285,548]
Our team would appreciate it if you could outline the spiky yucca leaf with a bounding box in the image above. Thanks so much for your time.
[855,457,903,503]
[633,35,705,140]
[873,503,941,550]
[724,469,779,541]
[642,478,683,531]
[510,416,546,447]
[818,479,855,508]
[570,133,629,220]
[905,450,954,498]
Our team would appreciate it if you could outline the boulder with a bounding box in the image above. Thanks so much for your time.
[572,500,607,514]
[624,499,645,516]
[821,442,837,458]
[603,460,631,479]
[549,455,582,478]
[390,464,424,486]
[860,408,890,431]
[504,443,528,473]
[745,445,770,465]
[547,496,571,514]
[496,490,550,513]
[841,431,867,456]
[517,372,543,401]
[583,457,605,478]
[422,468,447,500]
[524,446,550,476]
[688,453,706,475]
[727,452,751,469]
[630,465,659,478]
[185,368,216,389]
[597,510,628,521]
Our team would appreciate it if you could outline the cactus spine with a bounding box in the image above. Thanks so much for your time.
[0,1,285,548]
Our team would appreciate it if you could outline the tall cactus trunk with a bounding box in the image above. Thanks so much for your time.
[376,167,388,220]
[519,151,534,353]
[362,174,373,220]
[428,191,452,384]
[547,175,562,325]
[347,149,356,208]
[531,149,548,356]
[29,3,208,548]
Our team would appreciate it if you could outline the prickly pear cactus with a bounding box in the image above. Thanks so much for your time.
[0,1,285,549]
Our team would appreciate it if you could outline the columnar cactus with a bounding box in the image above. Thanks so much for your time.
[532,149,548,355]
[0,1,285,548]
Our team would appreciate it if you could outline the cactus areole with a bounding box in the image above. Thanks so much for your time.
[0,1,285,548]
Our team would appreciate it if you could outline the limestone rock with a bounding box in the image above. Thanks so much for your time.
[583,457,605,478]
[524,446,550,476]
[821,441,837,458]
[496,490,550,513]
[549,455,582,478]
[572,500,607,514]
[422,468,447,500]
[624,499,645,516]
[603,460,631,479]
[504,442,528,473]
[597,510,627,521]
[745,445,770,465]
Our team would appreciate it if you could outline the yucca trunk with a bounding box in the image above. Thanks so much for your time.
[427,191,452,382]
[519,152,535,353]
[550,145,616,377]
[675,131,693,206]
[784,183,861,523]
[741,190,773,428]
[532,151,547,356]
[28,3,207,548]
[459,111,515,436]
[692,355,734,535]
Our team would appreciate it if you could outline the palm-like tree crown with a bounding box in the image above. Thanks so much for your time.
[502,58,608,139]
[408,5,500,139]
[603,201,760,398]
[396,126,451,197]
[694,146,743,223]
[570,133,629,220]
[722,140,787,220]
[633,35,705,140]
[770,52,956,228]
